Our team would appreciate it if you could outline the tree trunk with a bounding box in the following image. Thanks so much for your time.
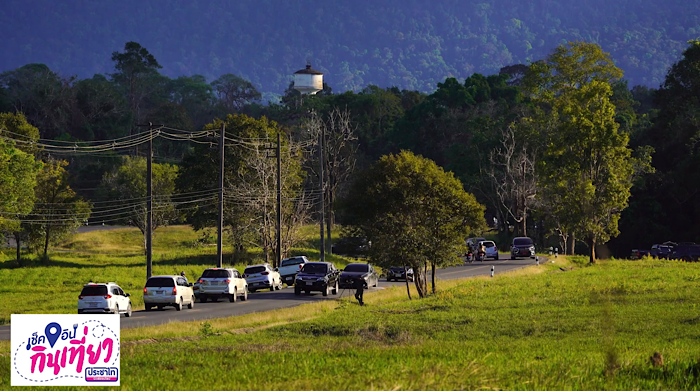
[431,262,436,294]
[14,232,21,263]
[43,224,50,257]
[326,210,332,255]
[413,267,425,298]
[567,234,576,255]
[404,265,412,300]
[588,237,597,264]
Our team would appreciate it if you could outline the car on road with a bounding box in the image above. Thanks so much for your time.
[244,264,283,292]
[480,240,499,260]
[143,275,195,311]
[278,256,309,286]
[77,282,132,317]
[510,237,536,259]
[294,262,340,296]
[386,266,413,282]
[197,268,248,303]
[339,263,379,289]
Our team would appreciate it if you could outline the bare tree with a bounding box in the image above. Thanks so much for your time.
[488,123,538,237]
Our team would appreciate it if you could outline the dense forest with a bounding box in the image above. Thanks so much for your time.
[1,0,699,96]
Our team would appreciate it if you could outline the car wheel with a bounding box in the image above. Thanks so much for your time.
[211,296,219,302]
[125,303,132,317]
[175,299,182,311]
[114,304,119,315]
[269,280,275,292]
[188,297,194,309]
[387,277,392,282]
[241,286,248,301]
[145,304,152,311]
[373,278,377,287]
[332,281,338,295]
[683,256,692,262]
[157,305,164,311]
[294,287,301,296]
[511,256,516,260]
[230,288,237,303]
[200,295,207,303]
[305,290,310,295]
[323,284,329,297]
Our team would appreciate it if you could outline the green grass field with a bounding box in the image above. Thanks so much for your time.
[0,225,357,324]
[3,252,700,389]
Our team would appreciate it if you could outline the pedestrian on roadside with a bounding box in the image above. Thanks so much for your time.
[353,275,365,306]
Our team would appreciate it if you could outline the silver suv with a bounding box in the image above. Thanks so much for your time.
[143,275,195,311]
[77,282,132,317]
[197,268,248,303]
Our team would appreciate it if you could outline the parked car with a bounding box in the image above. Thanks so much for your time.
[630,249,650,260]
[510,237,536,259]
[244,264,282,292]
[197,268,248,302]
[339,263,379,289]
[143,275,195,311]
[480,240,499,260]
[650,244,672,259]
[670,244,700,262]
[294,262,340,296]
[77,282,132,317]
[278,256,309,286]
[386,266,413,282]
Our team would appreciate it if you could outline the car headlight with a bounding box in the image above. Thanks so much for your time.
[530,246,535,252]
[316,277,326,282]
[295,275,302,280]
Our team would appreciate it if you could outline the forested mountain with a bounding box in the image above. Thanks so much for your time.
[1,0,697,95]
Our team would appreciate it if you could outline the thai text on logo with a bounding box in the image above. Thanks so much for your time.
[11,314,120,386]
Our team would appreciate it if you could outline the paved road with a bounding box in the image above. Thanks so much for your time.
[0,255,542,340]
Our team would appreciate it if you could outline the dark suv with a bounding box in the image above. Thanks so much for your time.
[294,262,340,296]
[386,266,414,282]
[510,237,536,259]
[670,244,700,262]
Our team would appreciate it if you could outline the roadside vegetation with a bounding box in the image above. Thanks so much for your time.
[3,256,700,390]
[0,224,357,325]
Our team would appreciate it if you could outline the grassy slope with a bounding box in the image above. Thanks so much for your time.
[0,225,357,324]
[3,256,700,390]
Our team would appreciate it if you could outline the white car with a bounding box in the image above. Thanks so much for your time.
[143,275,195,311]
[78,282,132,317]
[278,256,309,286]
[197,268,248,303]
[244,264,282,292]
[480,240,499,260]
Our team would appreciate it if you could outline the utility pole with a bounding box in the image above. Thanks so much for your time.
[319,130,325,261]
[146,122,153,279]
[217,122,225,268]
[276,132,282,269]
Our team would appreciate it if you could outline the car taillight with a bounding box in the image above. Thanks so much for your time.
[143,287,147,294]
[261,271,269,275]
[299,264,303,269]
[198,279,204,284]
[172,287,177,295]
[78,295,83,299]
[495,247,498,251]
[225,279,231,283]
[103,294,111,299]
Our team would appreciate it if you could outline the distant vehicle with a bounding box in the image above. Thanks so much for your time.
[466,237,487,260]
[480,240,499,260]
[244,264,282,292]
[670,244,700,262]
[278,256,309,286]
[143,275,195,311]
[386,266,413,282]
[339,263,379,289]
[294,262,340,296]
[197,268,248,303]
[331,237,369,256]
[630,249,650,260]
[650,244,672,259]
[77,282,132,317]
[510,237,536,259]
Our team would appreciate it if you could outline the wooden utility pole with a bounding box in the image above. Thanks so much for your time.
[217,123,225,268]
[146,122,153,279]
[276,132,282,268]
[319,130,325,261]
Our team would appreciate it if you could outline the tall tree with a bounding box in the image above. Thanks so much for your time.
[211,74,261,114]
[98,156,179,252]
[24,159,91,258]
[342,151,485,298]
[524,42,637,263]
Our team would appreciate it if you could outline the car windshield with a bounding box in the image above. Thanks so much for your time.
[391,266,406,270]
[80,285,108,296]
[482,242,495,248]
[513,238,533,246]
[145,277,175,288]
[302,263,328,274]
[281,257,305,266]
[344,264,369,272]
[201,269,230,278]
[245,266,267,274]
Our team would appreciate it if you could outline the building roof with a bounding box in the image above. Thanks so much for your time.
[294,64,323,75]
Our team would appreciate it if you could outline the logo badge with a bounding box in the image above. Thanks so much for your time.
[11,314,120,386]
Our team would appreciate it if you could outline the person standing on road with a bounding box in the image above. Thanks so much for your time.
[353,276,365,306]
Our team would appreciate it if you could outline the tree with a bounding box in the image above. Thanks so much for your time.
[342,151,485,298]
[211,74,261,113]
[23,159,91,258]
[98,156,179,252]
[524,42,635,263]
